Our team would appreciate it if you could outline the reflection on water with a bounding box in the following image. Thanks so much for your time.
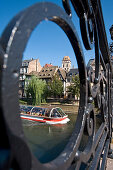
[22,113,77,163]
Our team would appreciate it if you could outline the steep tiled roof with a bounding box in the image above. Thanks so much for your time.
[58,68,66,80]
[67,68,78,77]
[38,66,58,78]
[44,64,53,67]
[26,71,39,76]
[22,59,31,62]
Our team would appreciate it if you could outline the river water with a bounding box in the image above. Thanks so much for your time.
[22,112,77,163]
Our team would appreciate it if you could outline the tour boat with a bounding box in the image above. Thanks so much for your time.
[20,106,70,124]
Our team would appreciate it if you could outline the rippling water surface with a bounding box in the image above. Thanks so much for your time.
[22,113,77,163]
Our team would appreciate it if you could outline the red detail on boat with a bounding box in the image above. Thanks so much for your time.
[43,117,67,122]
[20,106,70,124]
[21,116,46,122]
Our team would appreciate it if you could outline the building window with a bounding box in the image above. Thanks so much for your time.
[20,76,22,80]
[20,68,24,73]
[22,62,29,67]
[67,78,70,82]
[23,75,26,79]
[25,68,27,73]
[21,68,24,73]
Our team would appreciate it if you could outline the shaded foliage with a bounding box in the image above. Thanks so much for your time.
[47,74,63,98]
[67,74,80,99]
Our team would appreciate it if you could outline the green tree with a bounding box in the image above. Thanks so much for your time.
[67,74,80,99]
[48,74,63,98]
[25,76,47,105]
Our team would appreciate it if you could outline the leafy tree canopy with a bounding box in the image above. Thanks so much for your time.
[67,74,80,99]
[25,76,47,105]
[47,73,63,97]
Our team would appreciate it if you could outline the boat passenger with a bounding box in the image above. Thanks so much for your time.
[45,110,49,117]
[51,112,58,117]
[39,111,42,116]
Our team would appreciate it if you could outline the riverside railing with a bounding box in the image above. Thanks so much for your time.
[0,0,113,169]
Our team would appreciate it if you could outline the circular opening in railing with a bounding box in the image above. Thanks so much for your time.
[19,20,79,163]
[1,1,111,169]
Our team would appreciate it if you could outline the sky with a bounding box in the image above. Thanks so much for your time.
[0,0,113,68]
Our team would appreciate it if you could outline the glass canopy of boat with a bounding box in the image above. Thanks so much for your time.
[30,107,67,118]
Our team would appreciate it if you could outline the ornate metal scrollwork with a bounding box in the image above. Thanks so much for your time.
[0,0,112,169]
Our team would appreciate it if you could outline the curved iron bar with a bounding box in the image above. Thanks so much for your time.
[0,0,112,169]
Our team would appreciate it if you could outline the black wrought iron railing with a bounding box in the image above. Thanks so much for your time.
[0,0,112,169]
